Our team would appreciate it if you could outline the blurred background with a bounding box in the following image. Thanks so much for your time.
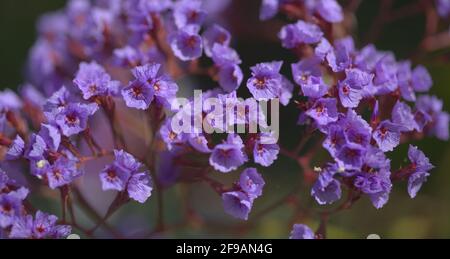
[1,0,449,238]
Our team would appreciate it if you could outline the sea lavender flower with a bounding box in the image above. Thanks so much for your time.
[291,57,328,98]
[211,44,243,92]
[43,157,82,189]
[239,168,265,198]
[315,0,344,23]
[209,134,248,173]
[173,0,207,30]
[54,102,99,136]
[338,68,373,108]
[436,0,450,18]
[411,65,432,92]
[290,224,315,239]
[203,24,231,57]
[279,21,323,49]
[99,150,153,203]
[222,191,253,220]
[259,0,279,21]
[352,147,392,209]
[373,120,403,152]
[73,62,119,99]
[311,165,342,205]
[9,211,71,239]
[6,135,25,160]
[407,145,434,198]
[392,101,418,132]
[305,98,338,126]
[247,61,283,100]
[122,63,178,110]
[170,26,203,61]
[0,193,24,228]
[416,95,449,140]
[253,132,280,167]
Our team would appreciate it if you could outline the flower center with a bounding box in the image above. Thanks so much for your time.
[153,81,160,92]
[89,84,97,94]
[169,131,177,140]
[65,113,79,125]
[107,169,117,180]
[315,104,324,114]
[52,168,62,180]
[132,85,143,97]
[1,203,12,213]
[342,84,350,95]
[254,77,266,89]
[186,36,198,48]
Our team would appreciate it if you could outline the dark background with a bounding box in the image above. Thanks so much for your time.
[0,0,449,238]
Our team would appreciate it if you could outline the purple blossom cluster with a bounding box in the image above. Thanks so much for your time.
[0,0,448,239]
[0,170,71,238]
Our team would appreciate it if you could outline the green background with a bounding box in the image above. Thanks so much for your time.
[0,0,449,238]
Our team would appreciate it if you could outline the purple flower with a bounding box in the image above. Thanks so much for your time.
[43,157,82,189]
[397,61,416,101]
[323,125,346,157]
[9,211,71,239]
[336,143,365,170]
[6,135,25,160]
[211,44,241,66]
[316,0,344,23]
[260,0,279,21]
[187,134,211,153]
[352,147,392,208]
[253,133,280,167]
[99,164,130,191]
[99,150,153,203]
[290,224,315,239]
[123,63,178,109]
[122,79,155,110]
[113,46,141,67]
[239,168,265,198]
[43,86,73,113]
[354,169,392,209]
[218,63,244,92]
[0,193,23,228]
[292,57,328,98]
[373,55,398,94]
[170,27,203,61]
[54,102,98,136]
[436,0,450,17]
[173,0,207,29]
[279,21,323,48]
[392,101,418,132]
[315,38,333,61]
[209,134,248,173]
[222,191,253,220]
[202,24,231,57]
[407,145,434,198]
[305,98,338,126]
[416,95,449,140]
[160,119,186,151]
[373,120,402,152]
[247,61,283,100]
[127,172,153,203]
[38,124,61,151]
[338,69,373,108]
[326,37,354,72]
[311,166,342,205]
[73,62,117,99]
[411,65,432,92]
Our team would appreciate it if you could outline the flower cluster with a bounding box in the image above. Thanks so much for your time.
[0,170,70,238]
[0,0,448,239]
